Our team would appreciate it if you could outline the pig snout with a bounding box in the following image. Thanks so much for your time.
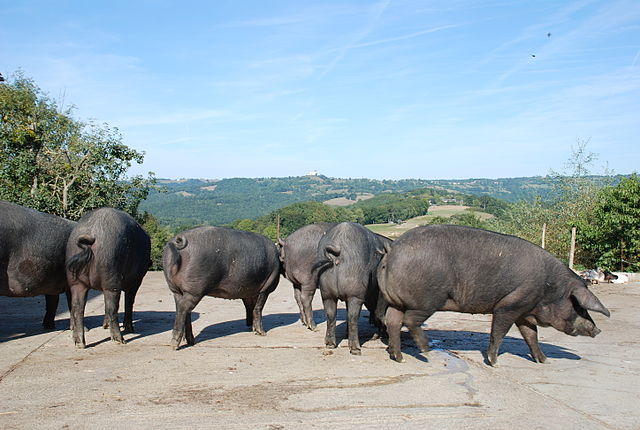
[568,318,601,337]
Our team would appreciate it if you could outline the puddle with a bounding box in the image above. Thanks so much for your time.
[432,348,478,399]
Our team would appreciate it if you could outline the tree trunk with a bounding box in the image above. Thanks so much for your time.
[30,175,38,197]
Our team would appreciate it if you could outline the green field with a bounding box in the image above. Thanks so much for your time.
[367,205,493,238]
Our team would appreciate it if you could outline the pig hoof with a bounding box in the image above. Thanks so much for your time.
[388,352,404,362]
[350,349,362,356]
[75,342,87,349]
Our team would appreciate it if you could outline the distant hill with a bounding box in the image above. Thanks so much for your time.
[140,174,558,227]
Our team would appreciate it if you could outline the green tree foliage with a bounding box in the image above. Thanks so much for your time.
[428,212,488,229]
[141,213,174,270]
[488,197,560,252]
[577,174,640,271]
[351,193,430,224]
[488,142,636,269]
[142,175,567,228]
[0,71,154,220]
[461,194,511,217]
[230,201,358,240]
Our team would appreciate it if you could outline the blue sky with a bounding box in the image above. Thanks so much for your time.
[2,1,639,180]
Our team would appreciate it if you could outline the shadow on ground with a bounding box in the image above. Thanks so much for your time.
[393,328,581,363]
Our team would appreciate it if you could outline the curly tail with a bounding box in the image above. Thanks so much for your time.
[164,236,187,279]
[67,235,96,279]
[311,244,341,282]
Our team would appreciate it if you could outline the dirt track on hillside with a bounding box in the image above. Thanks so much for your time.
[1,273,638,429]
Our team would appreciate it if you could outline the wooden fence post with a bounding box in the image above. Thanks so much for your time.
[569,227,577,269]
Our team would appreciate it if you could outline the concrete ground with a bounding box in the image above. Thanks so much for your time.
[0,272,638,429]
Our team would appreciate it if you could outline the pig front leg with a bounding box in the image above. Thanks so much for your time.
[43,294,60,330]
[242,297,256,327]
[487,310,520,366]
[516,318,547,363]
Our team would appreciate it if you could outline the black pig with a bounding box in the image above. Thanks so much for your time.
[0,201,76,329]
[378,225,610,365]
[163,226,281,349]
[66,208,151,348]
[314,222,390,355]
[278,223,336,330]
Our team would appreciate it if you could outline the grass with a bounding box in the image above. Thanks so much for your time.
[366,205,493,238]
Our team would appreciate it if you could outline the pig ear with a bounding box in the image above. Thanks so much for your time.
[572,287,610,317]
[377,240,392,255]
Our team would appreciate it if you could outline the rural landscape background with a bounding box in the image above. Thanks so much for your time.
[1,71,638,277]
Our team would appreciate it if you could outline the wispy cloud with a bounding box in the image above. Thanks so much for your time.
[351,24,462,49]
[114,109,229,128]
[318,0,392,78]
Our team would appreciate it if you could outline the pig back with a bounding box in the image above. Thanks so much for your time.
[380,224,557,313]
[170,226,281,299]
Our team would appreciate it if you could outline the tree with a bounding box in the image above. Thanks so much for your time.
[578,174,640,271]
[489,141,610,265]
[141,213,174,270]
[0,71,154,220]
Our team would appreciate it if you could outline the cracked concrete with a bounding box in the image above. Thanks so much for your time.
[0,272,638,429]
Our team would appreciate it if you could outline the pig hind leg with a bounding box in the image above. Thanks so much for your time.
[171,292,201,349]
[404,309,431,353]
[123,282,142,333]
[173,293,195,346]
[250,291,271,336]
[346,297,364,355]
[300,284,317,331]
[385,306,405,362]
[516,318,546,363]
[323,297,338,348]
[292,285,305,324]
[103,289,125,344]
[69,283,89,348]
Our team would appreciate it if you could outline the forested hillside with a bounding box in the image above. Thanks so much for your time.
[140,174,558,227]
